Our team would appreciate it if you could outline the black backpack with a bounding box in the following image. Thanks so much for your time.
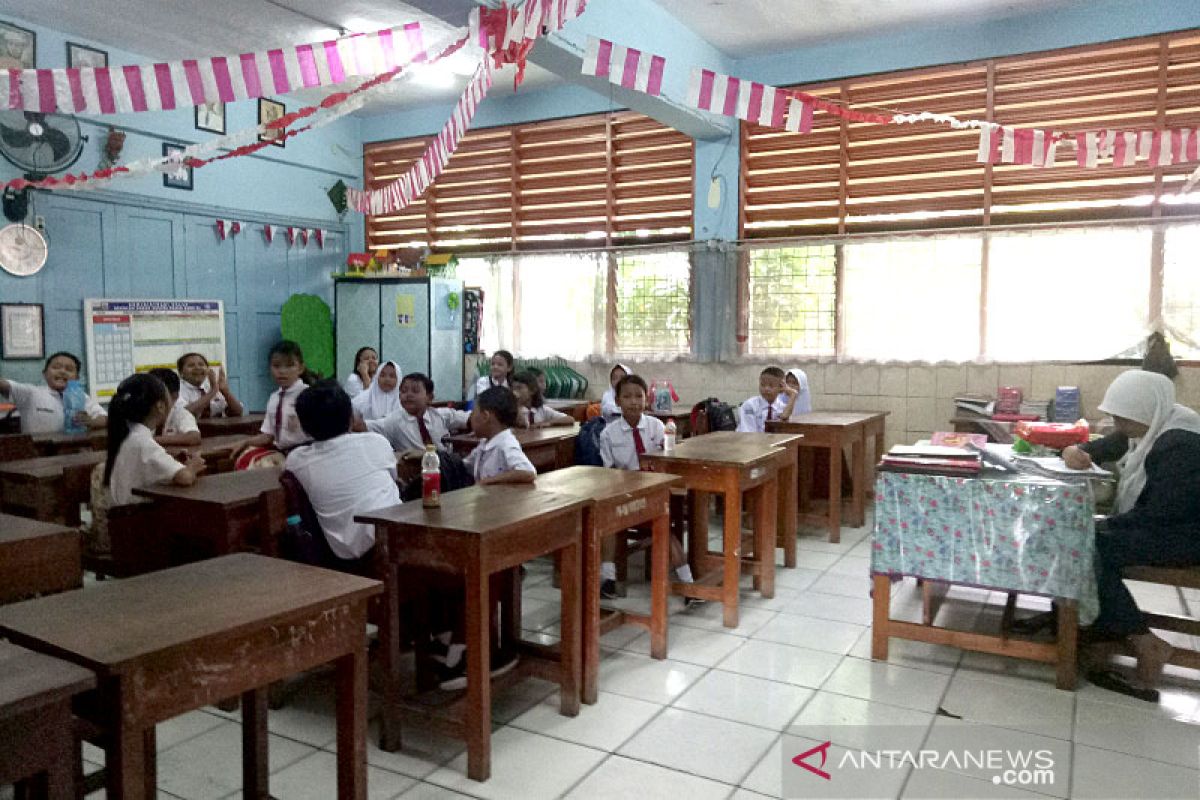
[574,417,607,466]
[399,450,475,502]
[690,397,737,435]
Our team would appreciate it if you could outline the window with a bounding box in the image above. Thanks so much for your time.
[745,245,836,356]
[841,237,982,362]
[456,257,512,356]
[513,254,606,360]
[1163,224,1200,358]
[613,251,692,356]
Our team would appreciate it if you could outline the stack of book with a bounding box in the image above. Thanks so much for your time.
[995,386,1023,415]
[954,394,995,418]
[879,444,983,477]
[1052,386,1081,422]
[1019,399,1051,419]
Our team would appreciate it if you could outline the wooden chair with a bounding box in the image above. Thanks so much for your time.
[1122,565,1200,671]
[0,433,36,462]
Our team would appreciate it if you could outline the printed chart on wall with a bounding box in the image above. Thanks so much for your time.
[83,299,227,399]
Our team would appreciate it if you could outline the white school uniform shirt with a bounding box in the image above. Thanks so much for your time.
[599,388,621,421]
[179,378,229,418]
[4,379,105,434]
[468,375,508,403]
[344,373,366,398]
[285,432,400,559]
[110,422,183,506]
[463,428,535,481]
[261,381,311,450]
[367,406,470,452]
[736,395,778,433]
[521,404,570,427]
[600,414,665,471]
[164,399,199,436]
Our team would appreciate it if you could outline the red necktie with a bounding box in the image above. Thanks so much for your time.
[631,427,645,455]
[766,404,774,422]
[274,388,285,432]
[416,413,434,446]
[528,408,536,427]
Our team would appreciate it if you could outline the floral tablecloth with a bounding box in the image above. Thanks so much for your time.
[871,470,1100,624]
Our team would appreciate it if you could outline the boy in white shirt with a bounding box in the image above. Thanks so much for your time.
[598,374,698,603]
[0,351,106,434]
[148,368,201,447]
[464,387,535,485]
[232,341,311,467]
[286,380,401,561]
[736,366,798,433]
[366,372,470,455]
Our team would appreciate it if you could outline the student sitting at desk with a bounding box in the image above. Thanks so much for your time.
[1062,370,1200,688]
[147,368,201,448]
[365,372,470,454]
[511,371,573,429]
[785,367,812,415]
[598,363,630,422]
[736,366,798,433]
[0,351,106,433]
[232,340,311,469]
[467,350,514,405]
[344,346,378,398]
[351,360,400,422]
[464,387,536,485]
[177,353,244,418]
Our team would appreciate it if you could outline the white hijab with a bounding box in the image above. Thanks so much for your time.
[1098,370,1200,513]
[786,368,812,414]
[351,360,401,420]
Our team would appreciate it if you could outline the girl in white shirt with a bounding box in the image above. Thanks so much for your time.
[176,352,245,419]
[598,363,630,421]
[511,371,572,429]
[467,350,514,405]
[0,351,107,434]
[351,360,401,421]
[104,373,206,506]
[344,346,379,398]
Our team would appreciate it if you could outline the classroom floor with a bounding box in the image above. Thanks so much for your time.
[52,514,1200,799]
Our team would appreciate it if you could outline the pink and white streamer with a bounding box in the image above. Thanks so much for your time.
[0,24,426,115]
[581,36,666,96]
[685,68,810,132]
[976,127,1059,167]
[470,0,588,55]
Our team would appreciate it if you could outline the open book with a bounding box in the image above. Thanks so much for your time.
[1009,455,1112,480]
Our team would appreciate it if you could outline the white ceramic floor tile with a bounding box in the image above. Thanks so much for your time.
[269,750,415,800]
[738,585,808,612]
[821,657,951,713]
[520,599,562,631]
[596,650,708,704]
[848,629,962,674]
[617,707,776,785]
[923,718,1071,798]
[396,783,477,800]
[266,685,338,749]
[826,556,872,577]
[427,727,606,800]
[792,691,933,751]
[620,624,746,666]
[957,651,1060,688]
[364,718,465,780]
[1075,696,1200,768]
[1071,743,1200,800]
[941,673,1074,741]
[1074,679,1200,723]
[155,722,316,800]
[716,639,844,688]
[489,676,559,724]
[753,612,866,655]
[156,709,230,752]
[729,790,774,800]
[674,668,812,730]
[671,602,778,636]
[564,755,732,800]
[901,764,1058,799]
[784,590,875,625]
[742,734,910,800]
[808,572,874,600]
[509,691,662,751]
[773,567,825,591]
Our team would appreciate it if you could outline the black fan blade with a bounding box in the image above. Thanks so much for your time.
[0,124,33,150]
[43,125,72,162]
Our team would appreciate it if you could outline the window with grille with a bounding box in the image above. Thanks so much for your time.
[613,251,692,356]
[1162,224,1200,358]
[745,245,836,356]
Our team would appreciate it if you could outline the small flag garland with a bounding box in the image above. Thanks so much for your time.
[686,68,812,132]
[582,36,666,96]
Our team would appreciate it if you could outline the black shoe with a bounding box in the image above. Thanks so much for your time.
[1078,625,1126,645]
[684,596,706,610]
[1009,610,1056,636]
[600,579,618,600]
[439,652,521,691]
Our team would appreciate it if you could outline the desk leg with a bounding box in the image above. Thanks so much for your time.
[828,438,844,544]
[797,448,814,513]
[755,479,777,600]
[335,639,369,800]
[777,460,797,569]
[851,433,866,528]
[582,508,600,705]
[688,490,709,578]
[241,687,269,799]
[465,560,491,782]
[106,683,149,800]
[649,513,669,660]
[1056,600,1078,691]
[557,539,582,717]
[378,552,403,751]
[722,486,742,629]
[871,574,891,661]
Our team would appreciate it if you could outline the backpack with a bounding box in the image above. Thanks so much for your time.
[574,416,607,466]
[690,397,737,435]
[399,450,475,503]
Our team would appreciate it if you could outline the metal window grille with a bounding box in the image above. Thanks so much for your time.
[745,245,837,356]
[613,252,692,355]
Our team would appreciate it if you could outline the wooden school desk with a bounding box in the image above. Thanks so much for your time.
[647,406,692,438]
[0,554,381,800]
[533,466,681,705]
[358,485,588,782]
[445,424,580,473]
[0,513,82,604]
[639,438,780,629]
[196,412,266,438]
[768,411,888,543]
[0,642,96,799]
[0,449,105,525]
[31,429,106,456]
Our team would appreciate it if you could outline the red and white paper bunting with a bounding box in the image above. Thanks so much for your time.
[582,36,666,96]
[299,228,310,246]
[686,68,813,133]
[314,229,325,248]
[1075,128,1198,168]
[263,225,274,244]
[471,0,588,57]
[1,24,427,115]
[215,220,242,241]
[977,127,1059,167]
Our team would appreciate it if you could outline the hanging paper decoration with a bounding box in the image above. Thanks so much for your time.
[314,229,325,248]
[285,226,297,246]
[216,220,227,241]
[685,68,811,132]
[215,219,243,241]
[263,224,274,244]
[0,23,428,115]
[976,127,1060,167]
[300,229,310,246]
[581,36,666,96]
[231,221,241,236]
[471,0,588,88]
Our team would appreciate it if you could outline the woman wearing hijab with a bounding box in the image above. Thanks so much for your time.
[350,360,400,421]
[1062,370,1200,686]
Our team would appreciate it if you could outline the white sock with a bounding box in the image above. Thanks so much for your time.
[444,643,465,669]
[601,561,617,582]
[676,565,694,583]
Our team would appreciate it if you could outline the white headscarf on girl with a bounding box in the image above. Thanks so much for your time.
[785,368,812,414]
[1097,370,1200,513]
[352,360,401,421]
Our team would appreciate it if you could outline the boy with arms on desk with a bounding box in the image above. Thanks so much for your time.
[464,387,536,485]
[737,366,799,433]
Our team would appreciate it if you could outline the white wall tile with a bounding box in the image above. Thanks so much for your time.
[997,365,1033,396]
[906,397,937,433]
[936,366,967,398]
[965,364,999,395]
[907,367,935,397]
[878,366,907,396]
[825,365,853,395]
[852,365,881,396]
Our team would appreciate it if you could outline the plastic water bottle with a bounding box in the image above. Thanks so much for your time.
[663,418,677,453]
[63,379,87,434]
[421,445,441,508]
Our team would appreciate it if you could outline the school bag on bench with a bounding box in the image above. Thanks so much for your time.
[690,398,737,435]
[575,417,607,465]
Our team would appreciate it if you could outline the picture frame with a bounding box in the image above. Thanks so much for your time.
[1,302,44,360]
[0,21,35,70]
[66,41,107,69]
[161,143,193,191]
[195,100,226,135]
[258,98,286,148]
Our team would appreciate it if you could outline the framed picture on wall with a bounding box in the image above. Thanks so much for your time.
[0,21,35,70]
[66,41,107,69]
[1,303,44,360]
[195,101,226,134]
[258,98,285,148]
[161,143,193,191]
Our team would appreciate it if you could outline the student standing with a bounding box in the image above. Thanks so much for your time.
[176,352,245,418]
[0,351,106,433]
[737,366,798,433]
[232,340,311,468]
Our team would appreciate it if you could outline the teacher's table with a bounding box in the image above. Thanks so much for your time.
[0,642,96,799]
[639,438,780,629]
[533,466,681,705]
[870,470,1098,690]
[0,554,380,799]
[445,424,579,473]
[196,412,266,438]
[768,411,888,543]
[0,513,82,604]
[358,485,587,781]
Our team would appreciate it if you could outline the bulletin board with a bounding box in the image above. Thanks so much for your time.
[83,298,227,399]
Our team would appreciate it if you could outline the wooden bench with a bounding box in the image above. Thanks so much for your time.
[1123,565,1200,671]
